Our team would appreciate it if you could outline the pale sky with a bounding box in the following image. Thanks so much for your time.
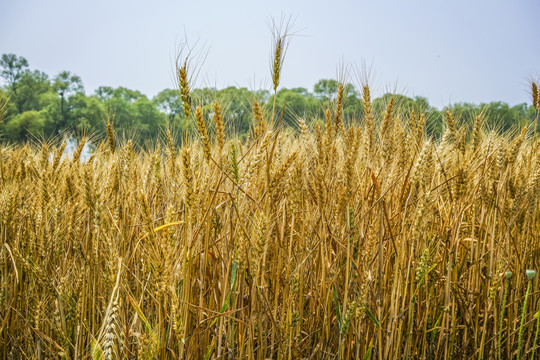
[1,0,539,108]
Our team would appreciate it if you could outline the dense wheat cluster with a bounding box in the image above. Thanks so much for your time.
[1,91,539,360]
[1,38,540,358]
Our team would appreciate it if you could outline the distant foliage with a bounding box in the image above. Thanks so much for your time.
[1,53,536,144]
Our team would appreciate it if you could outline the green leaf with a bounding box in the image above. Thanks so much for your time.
[91,339,103,360]
[416,263,437,289]
[230,259,238,289]
[210,260,238,327]
[203,341,216,360]
[126,291,153,333]
[364,306,380,328]
[363,339,373,360]
[332,284,342,328]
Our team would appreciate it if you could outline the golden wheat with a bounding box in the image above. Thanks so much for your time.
[1,49,539,360]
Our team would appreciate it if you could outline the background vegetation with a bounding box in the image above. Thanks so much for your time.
[0,53,536,145]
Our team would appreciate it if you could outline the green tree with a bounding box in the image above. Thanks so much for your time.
[0,53,52,114]
[313,79,339,100]
[342,84,362,123]
[69,93,106,135]
[0,88,15,124]
[273,87,314,126]
[17,70,53,112]
[53,71,84,131]
[0,89,12,136]
[4,110,47,141]
[95,86,144,102]
[484,102,524,132]
[132,96,166,139]
[442,101,531,135]
[215,86,254,134]
[98,86,164,143]
[95,86,115,101]
[102,94,136,136]
[0,54,29,107]
[153,88,184,127]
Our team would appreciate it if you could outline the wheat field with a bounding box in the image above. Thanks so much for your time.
[1,40,540,360]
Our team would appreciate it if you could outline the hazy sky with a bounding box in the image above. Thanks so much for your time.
[1,0,539,108]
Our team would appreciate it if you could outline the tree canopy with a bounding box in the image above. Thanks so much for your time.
[0,53,536,144]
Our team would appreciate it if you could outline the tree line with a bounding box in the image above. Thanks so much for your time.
[0,53,536,144]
